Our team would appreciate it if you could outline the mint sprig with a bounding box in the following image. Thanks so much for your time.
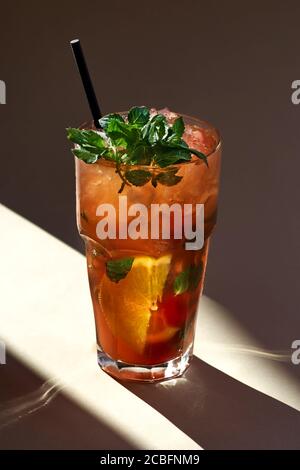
[67,106,208,190]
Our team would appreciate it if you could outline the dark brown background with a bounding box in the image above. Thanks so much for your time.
[0,0,300,449]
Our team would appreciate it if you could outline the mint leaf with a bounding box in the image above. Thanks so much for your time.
[128,106,150,127]
[67,128,112,163]
[161,140,208,166]
[152,168,182,187]
[172,117,184,138]
[154,145,191,167]
[125,169,152,186]
[72,148,98,163]
[127,144,153,165]
[106,119,140,148]
[99,113,141,149]
[106,257,134,283]
[67,128,86,145]
[98,113,125,130]
[173,270,190,295]
[81,130,106,149]
[164,118,185,145]
[173,262,203,295]
[79,144,104,154]
[142,114,168,144]
[67,128,106,149]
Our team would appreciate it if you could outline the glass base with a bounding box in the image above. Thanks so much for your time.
[97,346,193,383]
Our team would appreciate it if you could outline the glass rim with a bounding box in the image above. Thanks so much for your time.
[79,111,221,170]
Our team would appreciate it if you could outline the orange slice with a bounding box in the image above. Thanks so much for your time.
[98,255,171,353]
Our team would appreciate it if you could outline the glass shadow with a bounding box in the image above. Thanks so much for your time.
[123,356,300,449]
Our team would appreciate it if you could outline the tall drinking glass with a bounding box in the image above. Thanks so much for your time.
[76,112,221,381]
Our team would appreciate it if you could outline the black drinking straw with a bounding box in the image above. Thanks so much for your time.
[70,39,102,128]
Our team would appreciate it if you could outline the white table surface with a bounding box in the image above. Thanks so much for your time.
[0,203,299,449]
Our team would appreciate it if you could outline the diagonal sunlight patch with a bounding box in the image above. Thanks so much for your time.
[0,204,200,450]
